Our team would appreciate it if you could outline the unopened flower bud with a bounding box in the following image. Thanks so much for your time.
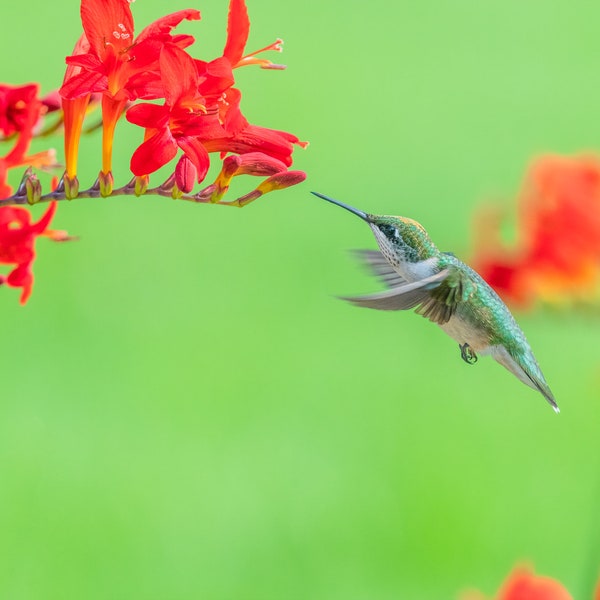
[64,174,79,199]
[221,155,243,179]
[257,170,307,194]
[98,170,114,197]
[171,185,183,199]
[237,153,287,177]
[25,174,42,205]
[175,156,197,194]
[210,156,243,203]
[134,175,149,196]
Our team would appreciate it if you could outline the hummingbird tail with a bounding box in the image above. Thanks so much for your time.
[491,345,559,413]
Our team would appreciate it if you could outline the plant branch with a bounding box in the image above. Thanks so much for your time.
[0,168,277,208]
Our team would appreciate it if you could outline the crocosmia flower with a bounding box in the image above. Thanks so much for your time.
[127,43,210,191]
[472,155,600,308]
[462,567,573,600]
[0,82,56,197]
[196,0,306,165]
[1,0,304,305]
[496,568,572,600]
[0,83,42,139]
[60,0,201,176]
[0,202,66,304]
[127,0,306,195]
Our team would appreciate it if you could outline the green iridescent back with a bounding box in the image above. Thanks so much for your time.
[437,252,530,352]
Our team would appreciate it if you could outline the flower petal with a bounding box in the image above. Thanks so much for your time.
[130,128,178,176]
[60,69,107,99]
[0,205,31,227]
[220,88,248,134]
[31,201,57,235]
[125,71,165,101]
[136,9,201,44]
[126,103,170,128]
[65,53,101,71]
[6,263,33,305]
[183,112,227,140]
[203,124,306,166]
[196,57,236,97]
[223,0,250,65]
[0,202,61,305]
[177,136,210,183]
[80,0,134,58]
[159,44,200,106]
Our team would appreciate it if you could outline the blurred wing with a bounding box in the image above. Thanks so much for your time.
[341,269,450,313]
[352,249,407,288]
[415,267,472,324]
[343,266,471,325]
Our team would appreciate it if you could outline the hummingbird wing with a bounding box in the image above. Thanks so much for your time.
[340,269,451,312]
[352,249,408,288]
[414,266,472,325]
[342,266,472,325]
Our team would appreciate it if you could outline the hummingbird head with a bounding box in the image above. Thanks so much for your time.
[312,191,438,264]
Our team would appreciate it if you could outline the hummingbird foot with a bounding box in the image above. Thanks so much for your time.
[459,343,478,365]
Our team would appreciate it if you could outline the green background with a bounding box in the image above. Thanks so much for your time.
[1,0,599,598]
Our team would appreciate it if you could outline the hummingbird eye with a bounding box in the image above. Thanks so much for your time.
[378,224,398,239]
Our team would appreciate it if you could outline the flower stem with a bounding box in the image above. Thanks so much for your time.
[0,171,287,208]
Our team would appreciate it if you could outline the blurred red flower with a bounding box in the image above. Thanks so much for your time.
[496,568,572,600]
[472,155,600,308]
[0,82,67,304]
[0,202,67,304]
[0,83,53,197]
[462,567,573,600]
[0,83,42,140]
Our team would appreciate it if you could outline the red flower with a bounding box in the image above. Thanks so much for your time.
[0,83,42,140]
[127,43,211,191]
[61,34,93,186]
[127,0,305,197]
[496,568,572,600]
[61,0,200,102]
[0,202,66,304]
[194,0,306,165]
[60,0,200,176]
[0,82,56,198]
[472,155,600,308]
[462,567,573,600]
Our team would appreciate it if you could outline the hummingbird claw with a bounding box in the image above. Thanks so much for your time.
[459,343,478,365]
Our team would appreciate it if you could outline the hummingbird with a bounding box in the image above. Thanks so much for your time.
[312,191,559,413]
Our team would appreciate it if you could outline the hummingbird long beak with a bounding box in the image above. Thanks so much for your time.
[311,191,370,222]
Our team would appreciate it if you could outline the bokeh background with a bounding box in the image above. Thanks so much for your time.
[1,0,600,598]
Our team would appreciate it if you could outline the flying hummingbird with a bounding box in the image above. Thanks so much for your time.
[312,191,558,413]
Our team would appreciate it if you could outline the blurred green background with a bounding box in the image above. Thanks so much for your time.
[1,0,600,598]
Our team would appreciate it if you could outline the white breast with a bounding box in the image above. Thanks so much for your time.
[397,257,439,282]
